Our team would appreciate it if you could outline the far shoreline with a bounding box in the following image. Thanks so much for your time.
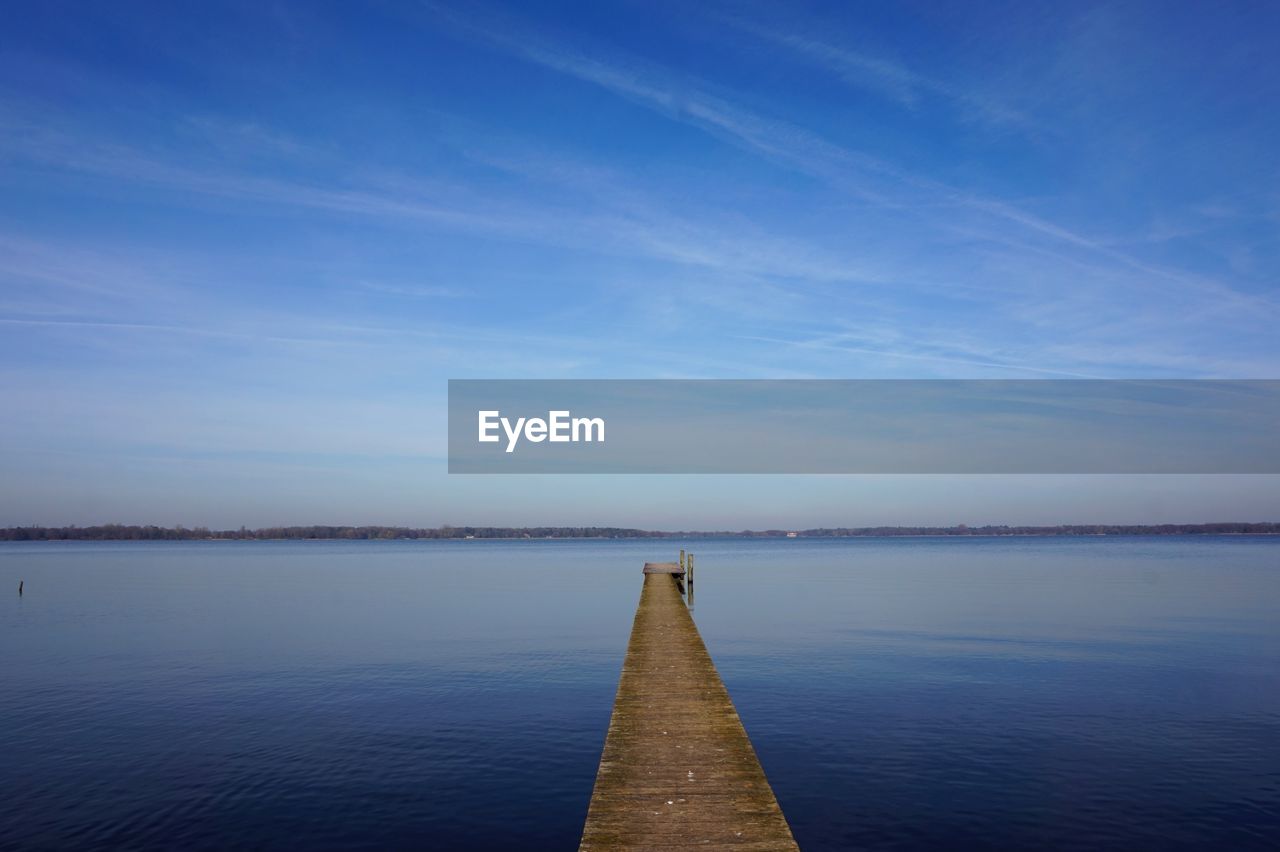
[3,522,1278,543]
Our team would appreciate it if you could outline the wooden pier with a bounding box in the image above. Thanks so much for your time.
[580,560,798,850]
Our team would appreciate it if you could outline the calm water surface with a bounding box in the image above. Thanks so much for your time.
[2,537,1278,850]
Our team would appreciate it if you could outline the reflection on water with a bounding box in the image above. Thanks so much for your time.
[2,537,1278,849]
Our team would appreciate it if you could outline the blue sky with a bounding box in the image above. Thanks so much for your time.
[2,0,1278,527]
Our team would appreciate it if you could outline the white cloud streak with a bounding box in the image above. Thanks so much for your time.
[720,13,1035,129]
[420,2,1279,322]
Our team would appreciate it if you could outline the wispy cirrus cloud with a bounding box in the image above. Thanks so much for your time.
[0,108,887,290]
[356,281,460,299]
[717,13,1035,130]
[419,1,1279,324]
[740,330,1104,379]
[3,4,1274,384]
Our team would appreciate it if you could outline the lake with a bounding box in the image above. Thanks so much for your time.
[2,537,1278,849]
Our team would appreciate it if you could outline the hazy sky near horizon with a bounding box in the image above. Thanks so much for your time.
[2,1,1279,528]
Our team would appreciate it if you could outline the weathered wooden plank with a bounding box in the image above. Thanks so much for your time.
[580,567,798,850]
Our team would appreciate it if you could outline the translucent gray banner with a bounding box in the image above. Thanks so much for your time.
[447,380,1280,473]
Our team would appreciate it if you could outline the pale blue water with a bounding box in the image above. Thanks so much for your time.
[2,537,1278,849]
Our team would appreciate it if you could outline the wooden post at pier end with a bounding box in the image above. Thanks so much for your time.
[580,561,798,850]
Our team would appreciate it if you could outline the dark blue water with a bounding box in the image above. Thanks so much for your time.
[2,537,1278,850]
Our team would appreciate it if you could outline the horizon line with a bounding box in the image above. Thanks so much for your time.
[3,521,1278,542]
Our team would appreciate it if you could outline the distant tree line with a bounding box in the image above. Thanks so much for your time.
[0,524,665,541]
[0,522,1276,541]
[788,523,1280,537]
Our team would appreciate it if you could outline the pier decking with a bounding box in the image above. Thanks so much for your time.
[580,561,798,850]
